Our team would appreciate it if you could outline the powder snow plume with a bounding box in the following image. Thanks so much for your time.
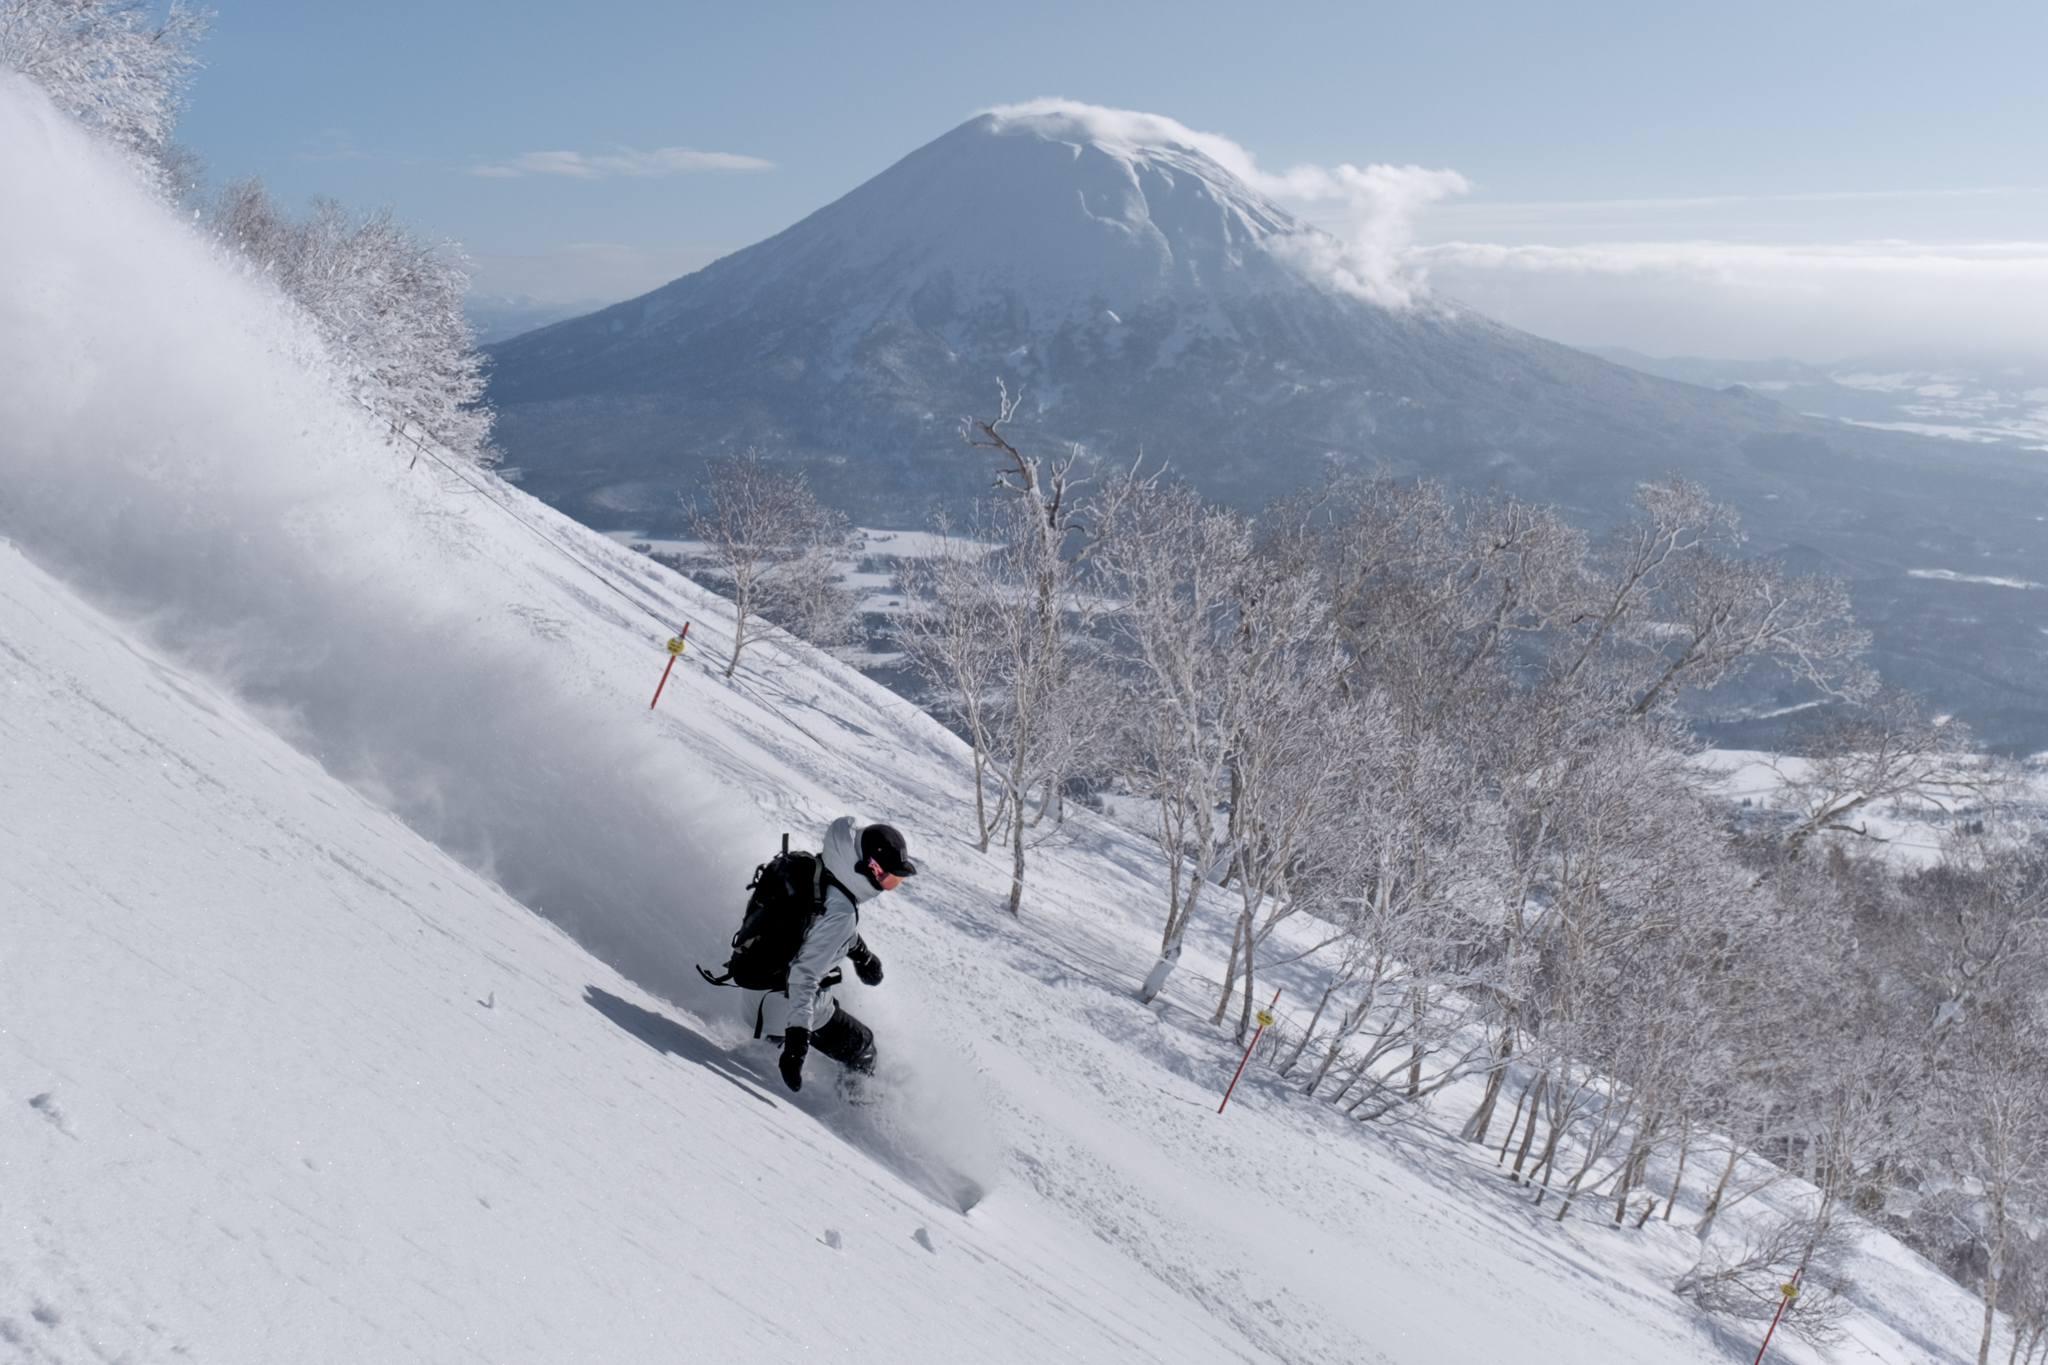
[0,72,757,1000]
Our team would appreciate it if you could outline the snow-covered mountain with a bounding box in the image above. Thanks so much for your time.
[487,99,1698,513]
[0,73,2012,1364]
[486,102,2048,752]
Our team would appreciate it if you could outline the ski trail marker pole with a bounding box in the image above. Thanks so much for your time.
[1751,1268,1801,1365]
[1218,987,1282,1113]
[649,623,690,710]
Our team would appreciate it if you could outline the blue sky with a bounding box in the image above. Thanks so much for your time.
[175,0,2048,361]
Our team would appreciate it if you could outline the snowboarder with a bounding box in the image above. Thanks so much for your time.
[750,817,916,1092]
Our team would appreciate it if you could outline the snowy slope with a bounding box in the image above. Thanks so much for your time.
[0,73,2001,1364]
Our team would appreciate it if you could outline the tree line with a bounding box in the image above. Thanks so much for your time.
[899,390,2043,1363]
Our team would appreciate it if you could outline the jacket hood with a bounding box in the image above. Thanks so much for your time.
[821,816,879,904]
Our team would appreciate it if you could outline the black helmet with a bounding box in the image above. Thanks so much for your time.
[858,823,917,878]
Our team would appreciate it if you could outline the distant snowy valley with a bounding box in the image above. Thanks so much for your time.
[1590,348,2048,455]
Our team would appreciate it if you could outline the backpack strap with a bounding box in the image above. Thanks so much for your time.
[820,865,859,911]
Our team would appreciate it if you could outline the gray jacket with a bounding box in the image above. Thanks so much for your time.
[750,816,878,1037]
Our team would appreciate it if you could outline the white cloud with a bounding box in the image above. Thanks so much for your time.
[982,98,1468,308]
[466,146,772,179]
[1417,186,2048,240]
[1415,237,2048,361]
[983,98,1275,189]
[1265,163,1472,307]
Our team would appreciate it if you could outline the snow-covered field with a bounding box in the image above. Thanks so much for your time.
[0,72,2001,1363]
[605,527,982,614]
[1588,348,2048,455]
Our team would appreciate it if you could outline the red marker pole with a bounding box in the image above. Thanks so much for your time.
[1217,986,1283,1114]
[649,622,690,710]
[1751,1268,1802,1365]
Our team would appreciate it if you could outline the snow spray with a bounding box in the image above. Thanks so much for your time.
[1217,987,1282,1113]
[0,84,757,1003]
[819,983,998,1211]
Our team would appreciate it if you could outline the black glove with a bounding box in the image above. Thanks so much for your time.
[778,1027,810,1092]
[850,942,884,986]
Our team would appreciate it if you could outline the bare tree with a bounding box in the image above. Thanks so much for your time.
[1318,476,1584,729]
[1553,479,1870,719]
[1675,1209,1856,1345]
[1309,477,1583,1130]
[913,386,1111,916]
[1492,725,1751,1205]
[686,450,858,678]
[1284,724,1498,1112]
[1553,477,1731,691]
[1194,509,1357,1038]
[1908,832,2048,1033]
[8,5,500,471]
[1778,687,2001,857]
[1922,1011,2048,1365]
[1624,548,1872,718]
[894,519,1011,849]
[1992,1230,2048,1365]
[1095,473,1252,997]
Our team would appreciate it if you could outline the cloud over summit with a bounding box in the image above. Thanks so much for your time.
[981,98,1469,308]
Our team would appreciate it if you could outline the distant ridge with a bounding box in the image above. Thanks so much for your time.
[486,103,2048,750]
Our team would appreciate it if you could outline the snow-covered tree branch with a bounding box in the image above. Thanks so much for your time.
[207,180,495,466]
[0,0,208,194]
[683,448,859,677]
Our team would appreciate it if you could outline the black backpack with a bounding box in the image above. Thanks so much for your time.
[696,835,853,993]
